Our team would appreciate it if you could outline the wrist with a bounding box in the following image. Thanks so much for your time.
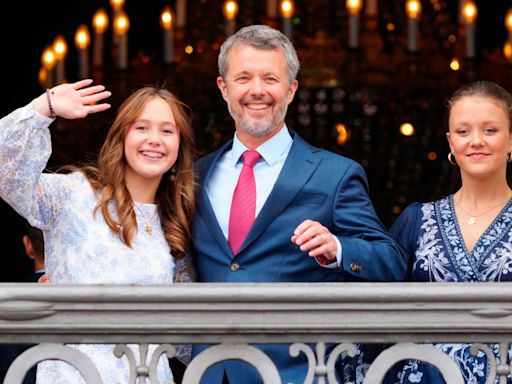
[33,89,56,119]
[45,88,56,118]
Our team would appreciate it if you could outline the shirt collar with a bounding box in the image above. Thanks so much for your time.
[230,126,293,166]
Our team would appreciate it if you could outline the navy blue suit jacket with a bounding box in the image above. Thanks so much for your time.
[191,132,407,383]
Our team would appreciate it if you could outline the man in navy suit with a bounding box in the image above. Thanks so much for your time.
[191,24,408,383]
[0,220,45,384]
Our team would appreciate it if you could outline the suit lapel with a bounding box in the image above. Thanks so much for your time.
[197,141,234,256]
[238,134,321,253]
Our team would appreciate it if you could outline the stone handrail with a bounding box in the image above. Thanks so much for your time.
[1,282,512,383]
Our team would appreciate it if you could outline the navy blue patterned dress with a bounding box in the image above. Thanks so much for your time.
[386,196,512,384]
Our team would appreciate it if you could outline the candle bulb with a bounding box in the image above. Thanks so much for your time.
[175,0,186,29]
[161,6,175,64]
[38,68,48,90]
[280,0,294,41]
[41,46,56,89]
[114,10,130,70]
[463,1,477,59]
[110,0,125,20]
[346,0,362,49]
[92,8,109,68]
[75,25,90,79]
[506,8,512,46]
[504,8,512,64]
[223,1,238,38]
[365,0,378,17]
[52,35,68,85]
[504,41,512,64]
[110,0,125,47]
[458,0,469,25]
[267,0,278,19]
[406,0,421,53]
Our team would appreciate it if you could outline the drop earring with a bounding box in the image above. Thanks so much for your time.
[170,166,177,181]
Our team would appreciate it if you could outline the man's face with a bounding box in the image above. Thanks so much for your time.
[217,44,298,146]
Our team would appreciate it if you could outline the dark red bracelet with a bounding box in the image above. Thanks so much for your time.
[45,88,56,118]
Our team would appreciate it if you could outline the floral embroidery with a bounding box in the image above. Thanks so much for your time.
[0,102,178,382]
[389,196,512,384]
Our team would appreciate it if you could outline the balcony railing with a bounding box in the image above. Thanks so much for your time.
[1,282,512,383]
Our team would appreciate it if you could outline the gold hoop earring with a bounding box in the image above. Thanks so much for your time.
[448,152,457,166]
[508,153,512,163]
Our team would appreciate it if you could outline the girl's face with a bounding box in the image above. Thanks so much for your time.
[124,97,180,186]
[447,96,512,179]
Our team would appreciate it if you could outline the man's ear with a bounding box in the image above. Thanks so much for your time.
[23,235,36,260]
[217,76,228,101]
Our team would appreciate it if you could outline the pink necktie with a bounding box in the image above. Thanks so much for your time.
[228,150,261,254]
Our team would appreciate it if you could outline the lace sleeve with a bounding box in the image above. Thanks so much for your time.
[173,251,197,283]
[172,251,196,365]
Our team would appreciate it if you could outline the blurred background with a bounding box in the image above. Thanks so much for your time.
[1,0,511,280]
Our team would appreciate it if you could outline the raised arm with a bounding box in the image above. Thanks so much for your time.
[0,79,111,228]
[33,79,111,120]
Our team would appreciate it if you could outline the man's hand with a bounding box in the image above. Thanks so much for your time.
[291,219,337,263]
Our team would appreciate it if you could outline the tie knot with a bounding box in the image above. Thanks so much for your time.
[241,150,261,168]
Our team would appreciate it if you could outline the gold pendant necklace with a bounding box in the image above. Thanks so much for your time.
[455,190,511,225]
[134,205,158,235]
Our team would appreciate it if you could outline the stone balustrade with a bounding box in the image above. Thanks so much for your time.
[1,282,512,383]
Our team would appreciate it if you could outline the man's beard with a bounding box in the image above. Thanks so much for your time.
[227,102,289,137]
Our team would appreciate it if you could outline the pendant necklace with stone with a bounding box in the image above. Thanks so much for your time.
[134,205,158,235]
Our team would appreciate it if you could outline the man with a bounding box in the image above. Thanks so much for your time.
[0,220,45,384]
[191,24,408,383]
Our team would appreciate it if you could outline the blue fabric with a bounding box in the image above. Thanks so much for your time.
[191,131,408,384]
[384,196,512,384]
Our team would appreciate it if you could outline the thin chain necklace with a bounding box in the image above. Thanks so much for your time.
[134,204,158,235]
[455,190,512,225]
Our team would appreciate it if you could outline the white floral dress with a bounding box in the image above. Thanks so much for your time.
[0,102,175,383]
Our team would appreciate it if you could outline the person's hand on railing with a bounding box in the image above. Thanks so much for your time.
[38,274,50,284]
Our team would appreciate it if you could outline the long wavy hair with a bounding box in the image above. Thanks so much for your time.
[81,86,196,259]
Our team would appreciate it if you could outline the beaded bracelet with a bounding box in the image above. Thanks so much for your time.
[45,88,56,118]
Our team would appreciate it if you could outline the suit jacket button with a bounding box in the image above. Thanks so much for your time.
[230,263,240,272]
[350,263,362,272]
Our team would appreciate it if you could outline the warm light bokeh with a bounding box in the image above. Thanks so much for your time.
[406,0,422,19]
[280,0,295,18]
[75,25,90,49]
[346,0,362,15]
[463,2,477,24]
[506,8,512,31]
[110,0,125,10]
[223,1,239,21]
[161,5,174,29]
[93,8,109,34]
[114,10,130,35]
[41,46,56,70]
[450,57,461,71]
[52,35,68,60]
[400,123,415,136]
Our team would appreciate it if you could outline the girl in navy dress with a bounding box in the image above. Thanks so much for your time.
[388,81,512,383]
